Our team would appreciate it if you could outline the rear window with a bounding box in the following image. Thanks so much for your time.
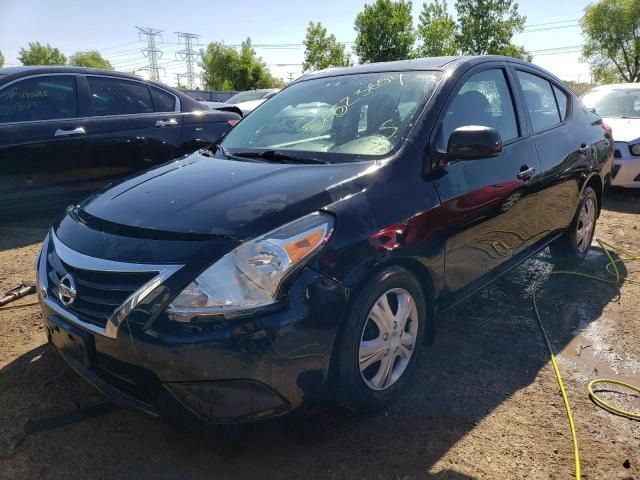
[151,87,176,112]
[0,75,77,123]
[87,76,153,116]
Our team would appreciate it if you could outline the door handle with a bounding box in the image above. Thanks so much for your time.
[579,143,591,154]
[517,166,536,180]
[54,127,86,137]
[155,119,178,127]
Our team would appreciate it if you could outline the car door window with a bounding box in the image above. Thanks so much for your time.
[553,85,569,121]
[516,71,561,133]
[151,87,176,112]
[0,75,77,123]
[441,68,519,145]
[87,77,153,116]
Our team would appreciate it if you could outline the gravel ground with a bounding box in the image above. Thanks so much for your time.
[0,189,639,480]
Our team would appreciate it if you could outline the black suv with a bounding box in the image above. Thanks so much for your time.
[0,67,241,214]
[38,56,612,427]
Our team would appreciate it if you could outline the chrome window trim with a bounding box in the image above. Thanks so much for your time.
[85,74,181,113]
[39,230,182,339]
[0,73,80,125]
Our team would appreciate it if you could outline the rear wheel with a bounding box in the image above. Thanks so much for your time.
[549,186,598,264]
[333,266,428,410]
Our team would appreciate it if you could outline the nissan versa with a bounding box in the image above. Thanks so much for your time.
[37,56,613,428]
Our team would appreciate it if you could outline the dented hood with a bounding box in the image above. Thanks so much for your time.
[80,152,372,239]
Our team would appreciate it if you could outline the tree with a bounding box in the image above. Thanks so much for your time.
[201,38,283,91]
[581,0,640,83]
[455,0,530,60]
[303,22,351,71]
[69,50,113,70]
[18,42,66,66]
[354,0,416,63]
[0,51,4,68]
[417,0,457,57]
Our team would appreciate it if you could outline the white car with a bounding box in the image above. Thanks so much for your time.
[581,84,640,188]
[226,89,280,115]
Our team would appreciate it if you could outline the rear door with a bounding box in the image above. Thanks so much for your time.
[81,75,184,185]
[433,64,543,295]
[512,68,587,237]
[0,74,91,211]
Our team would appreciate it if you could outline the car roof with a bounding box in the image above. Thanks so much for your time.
[0,65,143,82]
[587,83,640,91]
[295,55,557,83]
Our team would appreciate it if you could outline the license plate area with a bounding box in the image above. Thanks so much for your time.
[47,316,96,368]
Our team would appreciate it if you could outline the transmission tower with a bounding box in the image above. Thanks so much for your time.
[175,32,200,89]
[136,26,164,82]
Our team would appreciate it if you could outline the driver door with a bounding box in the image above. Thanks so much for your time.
[433,65,543,295]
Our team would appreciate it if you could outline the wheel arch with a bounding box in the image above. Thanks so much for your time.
[583,173,604,217]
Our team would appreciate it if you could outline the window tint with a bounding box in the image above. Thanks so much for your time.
[151,87,176,112]
[0,76,77,123]
[442,69,518,144]
[516,71,561,132]
[553,85,569,121]
[87,77,153,116]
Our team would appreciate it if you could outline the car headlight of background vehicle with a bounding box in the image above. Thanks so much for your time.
[165,212,334,322]
[630,143,640,156]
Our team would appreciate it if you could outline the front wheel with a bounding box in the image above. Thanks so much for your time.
[549,186,598,264]
[333,266,428,410]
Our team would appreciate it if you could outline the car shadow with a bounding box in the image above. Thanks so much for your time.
[0,211,60,251]
[602,187,640,214]
[0,246,626,479]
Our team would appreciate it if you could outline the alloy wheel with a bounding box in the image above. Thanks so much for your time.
[358,288,419,391]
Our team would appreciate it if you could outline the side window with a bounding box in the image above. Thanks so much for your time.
[151,87,176,112]
[553,85,569,122]
[441,69,519,145]
[0,76,77,123]
[87,77,153,116]
[516,71,561,133]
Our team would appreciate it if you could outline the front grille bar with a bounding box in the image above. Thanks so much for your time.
[38,230,182,339]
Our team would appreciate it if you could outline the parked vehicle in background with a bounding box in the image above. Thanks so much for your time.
[226,88,280,115]
[581,84,640,188]
[198,101,243,116]
[0,66,241,214]
[37,57,612,430]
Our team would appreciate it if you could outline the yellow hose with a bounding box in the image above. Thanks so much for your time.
[532,238,640,480]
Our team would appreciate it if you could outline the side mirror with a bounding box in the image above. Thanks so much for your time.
[447,125,502,161]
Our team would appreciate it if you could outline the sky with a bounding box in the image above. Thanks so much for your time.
[0,0,594,88]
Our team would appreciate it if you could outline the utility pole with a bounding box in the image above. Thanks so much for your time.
[175,32,200,90]
[136,26,164,82]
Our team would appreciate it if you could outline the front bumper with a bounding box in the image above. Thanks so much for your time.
[38,232,349,424]
[612,142,640,188]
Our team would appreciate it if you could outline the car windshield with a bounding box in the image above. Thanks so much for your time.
[221,71,442,162]
[581,88,640,118]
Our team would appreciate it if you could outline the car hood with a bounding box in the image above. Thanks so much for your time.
[80,152,375,239]
[601,117,640,143]
[236,99,265,114]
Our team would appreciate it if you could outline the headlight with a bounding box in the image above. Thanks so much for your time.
[165,212,334,322]
[631,143,640,156]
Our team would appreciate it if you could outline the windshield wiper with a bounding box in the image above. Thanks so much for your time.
[230,150,328,164]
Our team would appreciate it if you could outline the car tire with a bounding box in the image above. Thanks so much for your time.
[333,266,428,410]
[549,186,598,265]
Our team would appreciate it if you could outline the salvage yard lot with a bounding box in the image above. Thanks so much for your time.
[1,190,639,480]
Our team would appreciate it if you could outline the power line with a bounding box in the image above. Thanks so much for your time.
[136,26,164,82]
[175,32,200,89]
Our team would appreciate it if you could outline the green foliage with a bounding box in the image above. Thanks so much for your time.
[18,42,66,66]
[455,0,529,59]
[303,22,351,71]
[0,51,4,68]
[354,0,416,63]
[417,0,458,57]
[200,38,283,91]
[69,50,113,70]
[581,0,640,83]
